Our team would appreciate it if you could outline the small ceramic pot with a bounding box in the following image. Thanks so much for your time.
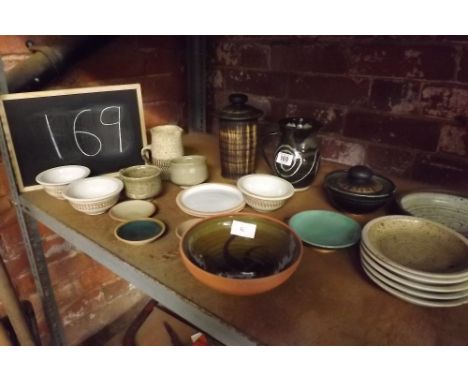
[119,165,162,200]
[169,155,208,187]
[323,165,395,214]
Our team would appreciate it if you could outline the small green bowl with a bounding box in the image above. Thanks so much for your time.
[114,218,166,245]
[289,210,361,249]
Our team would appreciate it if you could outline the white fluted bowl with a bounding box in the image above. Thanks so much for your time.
[237,174,295,212]
[63,176,123,215]
[35,165,90,199]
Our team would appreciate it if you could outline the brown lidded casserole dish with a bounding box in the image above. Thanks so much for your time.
[323,165,396,214]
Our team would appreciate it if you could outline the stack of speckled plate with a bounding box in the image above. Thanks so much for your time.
[360,215,468,308]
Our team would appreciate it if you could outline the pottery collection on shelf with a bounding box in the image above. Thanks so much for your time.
[33,97,468,302]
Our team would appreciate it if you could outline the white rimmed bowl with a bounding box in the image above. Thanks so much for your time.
[176,183,245,217]
[237,174,295,212]
[63,176,123,215]
[35,165,90,199]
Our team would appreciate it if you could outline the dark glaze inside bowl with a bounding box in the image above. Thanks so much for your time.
[182,214,302,279]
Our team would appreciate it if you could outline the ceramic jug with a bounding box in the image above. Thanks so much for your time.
[141,125,184,179]
[261,117,321,191]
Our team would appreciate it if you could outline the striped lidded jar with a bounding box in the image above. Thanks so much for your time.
[218,94,263,178]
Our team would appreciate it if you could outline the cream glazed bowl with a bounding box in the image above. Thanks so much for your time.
[35,165,90,199]
[63,176,123,215]
[237,174,295,212]
[169,155,208,187]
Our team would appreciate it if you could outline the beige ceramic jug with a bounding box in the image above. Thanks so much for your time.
[141,125,184,179]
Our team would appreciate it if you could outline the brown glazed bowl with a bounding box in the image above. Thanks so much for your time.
[179,213,303,295]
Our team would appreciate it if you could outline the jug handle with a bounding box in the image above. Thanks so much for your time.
[141,145,151,164]
[261,131,281,170]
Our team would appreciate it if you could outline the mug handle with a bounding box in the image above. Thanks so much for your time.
[141,145,152,164]
[261,131,281,170]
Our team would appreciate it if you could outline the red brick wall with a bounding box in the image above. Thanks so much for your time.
[208,36,468,189]
[0,36,186,344]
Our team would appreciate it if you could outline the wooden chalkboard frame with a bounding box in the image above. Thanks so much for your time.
[0,84,147,193]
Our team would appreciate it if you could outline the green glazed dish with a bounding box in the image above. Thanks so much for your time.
[289,210,361,249]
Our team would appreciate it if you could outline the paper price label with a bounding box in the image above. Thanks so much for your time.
[276,151,294,166]
[230,220,257,239]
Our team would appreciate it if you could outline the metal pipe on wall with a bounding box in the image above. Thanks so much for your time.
[5,36,113,93]
[186,36,207,132]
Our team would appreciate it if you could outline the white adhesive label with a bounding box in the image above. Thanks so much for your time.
[276,151,294,166]
[230,220,257,239]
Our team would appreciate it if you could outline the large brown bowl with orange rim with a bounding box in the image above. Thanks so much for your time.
[179,213,304,295]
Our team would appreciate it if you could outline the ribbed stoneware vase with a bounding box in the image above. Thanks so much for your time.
[218,94,263,179]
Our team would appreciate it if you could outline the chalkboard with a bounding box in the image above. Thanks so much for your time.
[0,84,147,192]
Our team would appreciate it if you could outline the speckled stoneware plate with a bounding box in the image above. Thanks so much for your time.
[362,258,468,301]
[361,254,468,299]
[360,246,468,292]
[361,215,468,282]
[288,210,361,249]
[397,191,468,237]
[109,200,157,222]
[114,218,166,245]
[362,261,468,308]
[361,240,468,285]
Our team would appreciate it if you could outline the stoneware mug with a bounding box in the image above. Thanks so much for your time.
[169,155,208,187]
[119,165,162,200]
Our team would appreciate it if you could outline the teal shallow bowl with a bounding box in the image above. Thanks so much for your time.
[289,210,361,249]
[114,218,166,245]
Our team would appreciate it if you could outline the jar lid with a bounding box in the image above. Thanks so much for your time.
[324,165,395,197]
[218,93,264,121]
[279,117,321,132]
